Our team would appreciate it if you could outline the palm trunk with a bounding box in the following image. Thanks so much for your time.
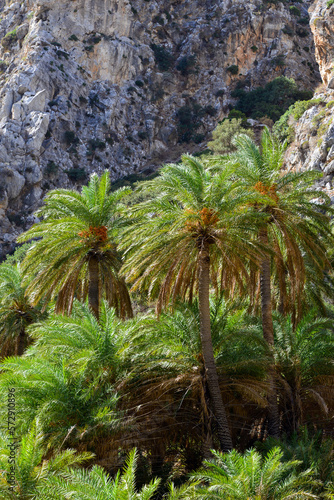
[259,227,280,438]
[88,253,100,320]
[198,240,233,452]
[16,328,26,356]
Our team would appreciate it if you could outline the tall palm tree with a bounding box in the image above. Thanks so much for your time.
[17,172,133,320]
[0,263,46,357]
[120,154,261,451]
[232,129,333,339]
[231,128,334,436]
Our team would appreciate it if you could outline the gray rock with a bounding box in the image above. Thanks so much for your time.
[324,160,334,175]
[0,91,14,122]
[0,167,25,200]
[22,89,47,114]
[16,24,29,41]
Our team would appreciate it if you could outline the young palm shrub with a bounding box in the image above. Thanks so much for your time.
[36,449,161,500]
[120,298,270,463]
[0,420,93,499]
[0,263,46,357]
[230,128,333,437]
[17,172,133,320]
[0,301,134,468]
[26,300,123,383]
[0,354,120,453]
[120,154,262,451]
[190,447,318,499]
[257,427,334,493]
[273,312,334,434]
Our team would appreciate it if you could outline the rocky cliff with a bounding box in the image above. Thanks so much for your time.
[0,0,320,258]
[284,0,334,199]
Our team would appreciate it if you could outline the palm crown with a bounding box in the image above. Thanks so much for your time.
[121,154,259,311]
[18,172,133,319]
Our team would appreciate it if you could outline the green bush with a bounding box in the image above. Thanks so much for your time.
[65,168,87,182]
[271,54,286,67]
[327,0,334,8]
[150,44,174,71]
[45,161,59,176]
[193,133,205,144]
[64,131,78,145]
[282,25,294,36]
[227,109,248,125]
[176,55,196,76]
[232,76,313,122]
[296,27,309,37]
[298,17,309,25]
[1,28,17,48]
[153,14,164,25]
[176,102,204,143]
[88,139,106,151]
[0,60,8,72]
[204,105,217,116]
[227,64,239,75]
[138,131,148,140]
[208,118,254,155]
[273,98,323,143]
[69,34,79,41]
[289,5,301,16]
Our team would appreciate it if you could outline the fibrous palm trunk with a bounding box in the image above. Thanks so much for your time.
[259,227,280,438]
[88,253,100,320]
[198,240,233,452]
[16,328,26,356]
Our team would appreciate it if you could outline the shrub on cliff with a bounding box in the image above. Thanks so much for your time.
[274,97,323,143]
[208,118,254,154]
[232,77,313,122]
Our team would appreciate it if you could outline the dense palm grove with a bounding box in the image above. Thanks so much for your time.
[1,129,334,499]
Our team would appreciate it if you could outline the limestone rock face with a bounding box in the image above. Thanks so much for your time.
[0,0,320,257]
[283,0,334,199]
[309,0,334,88]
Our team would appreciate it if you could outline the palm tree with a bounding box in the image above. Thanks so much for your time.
[190,447,318,499]
[232,128,332,339]
[27,300,123,385]
[231,128,334,436]
[36,449,161,500]
[120,154,261,451]
[0,353,120,452]
[17,172,133,320]
[273,311,334,433]
[0,420,93,499]
[121,298,269,461]
[0,263,46,357]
